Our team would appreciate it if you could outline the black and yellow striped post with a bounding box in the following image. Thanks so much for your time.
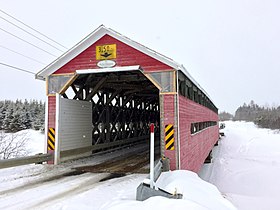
[48,128,55,151]
[165,124,175,150]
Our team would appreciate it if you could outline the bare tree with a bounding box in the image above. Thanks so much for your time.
[0,131,30,159]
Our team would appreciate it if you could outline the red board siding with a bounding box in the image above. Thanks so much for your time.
[178,95,219,173]
[163,94,177,170]
[54,35,172,74]
[48,96,56,129]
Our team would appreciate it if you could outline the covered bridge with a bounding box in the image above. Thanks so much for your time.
[36,25,219,172]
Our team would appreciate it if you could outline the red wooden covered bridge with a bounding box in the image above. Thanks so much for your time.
[36,25,219,173]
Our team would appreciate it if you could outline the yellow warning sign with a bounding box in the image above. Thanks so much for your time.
[48,128,55,151]
[165,124,174,150]
[96,44,116,60]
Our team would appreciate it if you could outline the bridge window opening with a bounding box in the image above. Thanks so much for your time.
[47,74,76,95]
[178,71,218,113]
[145,71,176,93]
[190,121,218,135]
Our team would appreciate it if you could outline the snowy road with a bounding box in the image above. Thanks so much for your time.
[0,172,109,209]
[0,142,151,210]
[0,165,147,210]
[200,121,280,210]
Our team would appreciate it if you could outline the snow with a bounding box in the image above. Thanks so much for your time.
[97,170,235,210]
[0,129,45,159]
[3,121,280,209]
[0,129,236,210]
[0,166,235,209]
[33,170,234,210]
[200,121,280,210]
[21,129,45,155]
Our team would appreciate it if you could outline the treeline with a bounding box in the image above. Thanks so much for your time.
[218,111,234,121]
[0,100,45,132]
[219,100,280,130]
[234,100,280,129]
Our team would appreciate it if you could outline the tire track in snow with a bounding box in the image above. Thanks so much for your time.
[0,172,110,210]
[0,142,150,197]
[0,168,74,196]
[25,173,112,210]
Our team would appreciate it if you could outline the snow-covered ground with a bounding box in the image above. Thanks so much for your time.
[0,165,235,210]
[0,129,235,210]
[21,129,45,155]
[200,121,280,210]
[3,121,279,209]
[0,129,45,159]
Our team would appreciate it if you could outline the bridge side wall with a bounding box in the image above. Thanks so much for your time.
[178,95,219,173]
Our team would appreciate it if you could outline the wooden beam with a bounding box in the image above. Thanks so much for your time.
[123,93,134,105]
[73,86,84,100]
[62,93,68,99]
[71,84,78,95]
[105,83,148,90]
[85,77,108,101]
[73,75,96,100]
[105,89,122,105]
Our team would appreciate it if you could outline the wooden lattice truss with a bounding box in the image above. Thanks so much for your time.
[62,71,160,145]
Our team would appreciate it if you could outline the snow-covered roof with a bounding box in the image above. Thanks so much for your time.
[35,25,214,105]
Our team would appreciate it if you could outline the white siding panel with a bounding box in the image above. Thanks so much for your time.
[58,97,92,161]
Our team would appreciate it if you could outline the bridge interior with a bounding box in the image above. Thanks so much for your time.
[62,70,161,171]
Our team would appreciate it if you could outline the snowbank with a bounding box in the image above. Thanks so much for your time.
[0,129,44,159]
[20,129,45,155]
[104,170,236,210]
[200,121,280,210]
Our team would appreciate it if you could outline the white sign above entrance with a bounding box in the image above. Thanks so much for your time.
[97,60,116,68]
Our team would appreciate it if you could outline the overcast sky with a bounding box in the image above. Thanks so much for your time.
[0,0,280,114]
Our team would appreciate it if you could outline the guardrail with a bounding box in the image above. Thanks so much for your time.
[0,153,53,169]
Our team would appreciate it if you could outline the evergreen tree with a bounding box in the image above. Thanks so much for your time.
[19,108,32,130]
[9,110,21,132]
[3,104,14,131]
[0,99,45,132]
[235,100,280,130]
[0,102,4,130]
[0,101,11,130]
